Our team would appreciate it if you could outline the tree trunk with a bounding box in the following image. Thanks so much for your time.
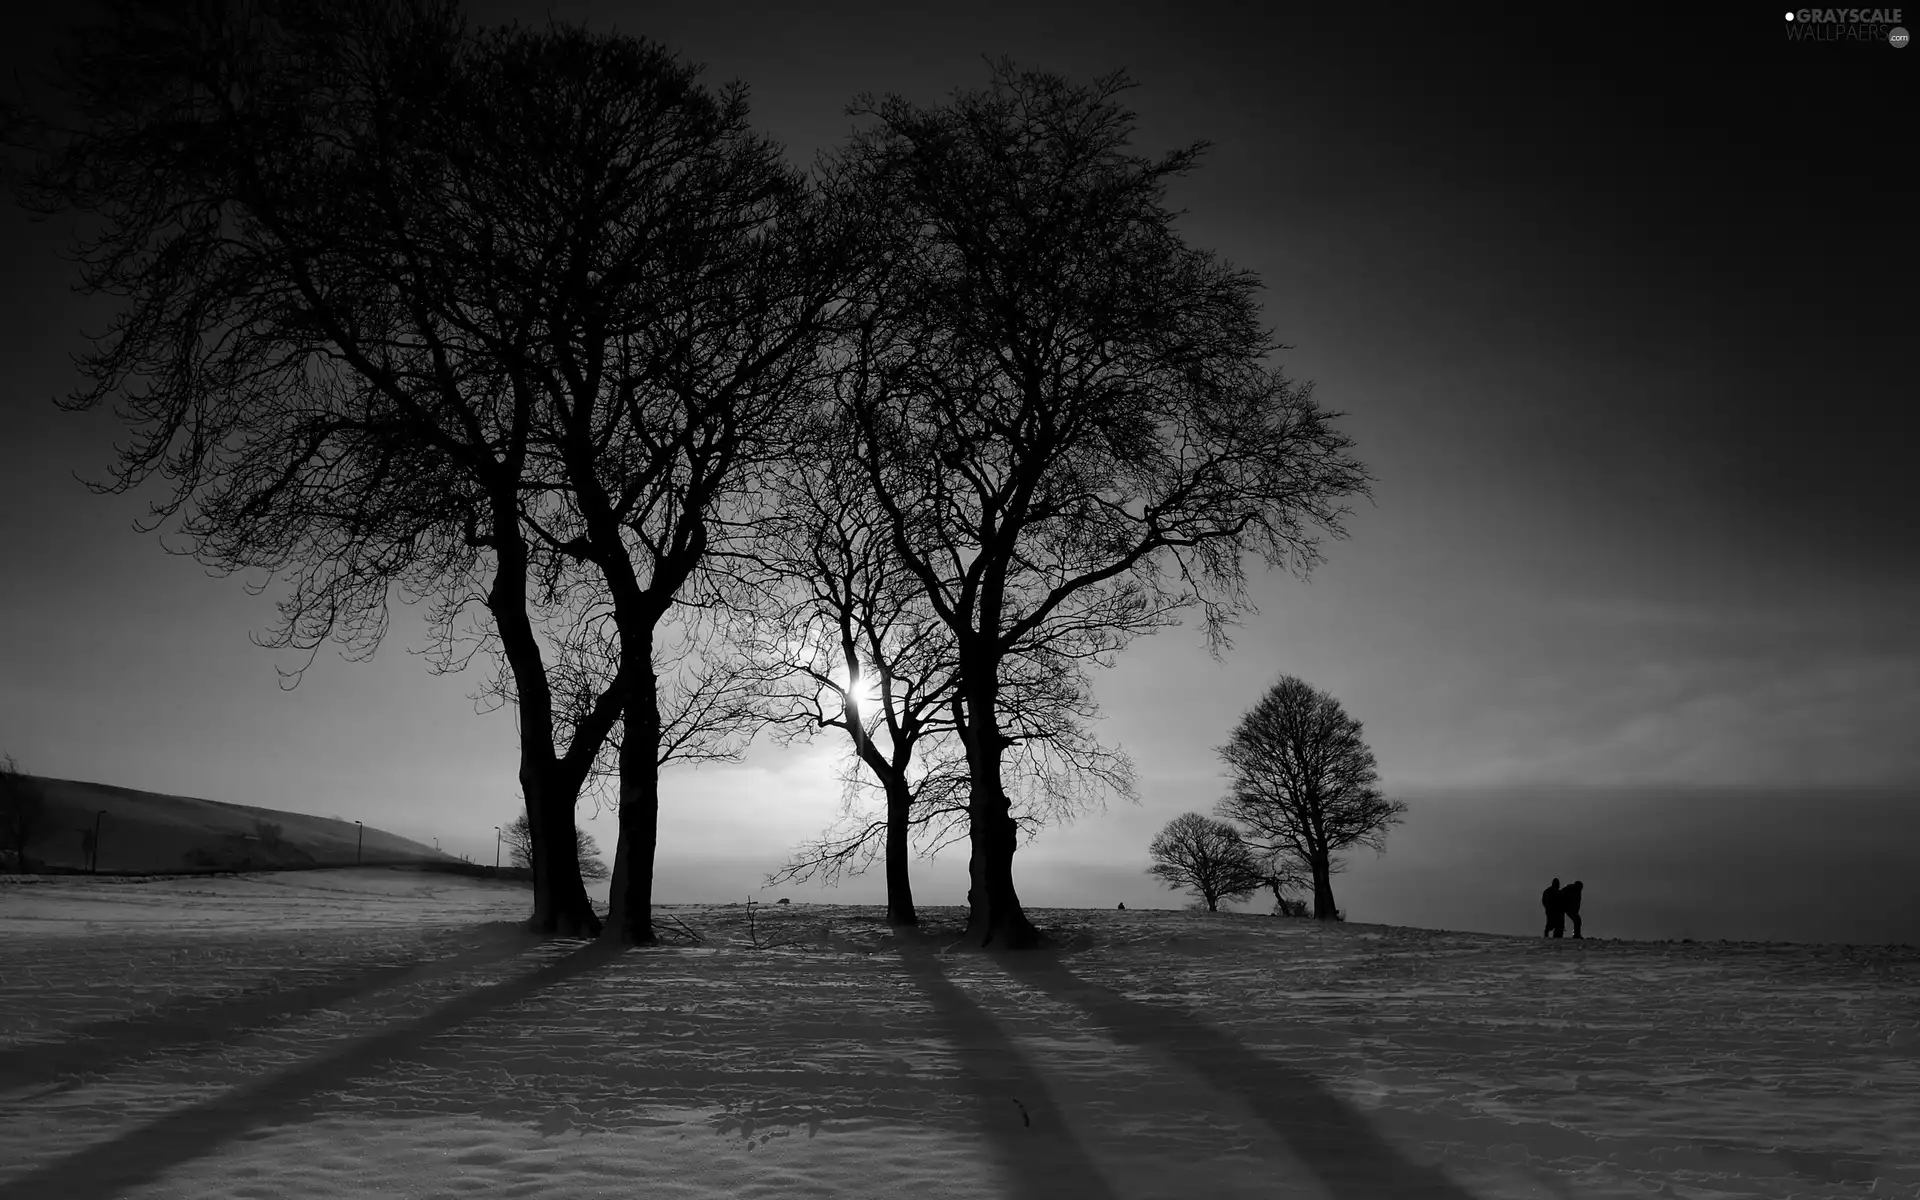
[1311,854,1338,920]
[883,773,917,926]
[964,802,1033,948]
[603,667,662,946]
[958,662,1040,950]
[488,513,599,939]
[523,763,601,938]
[849,660,917,928]
[1205,892,1219,912]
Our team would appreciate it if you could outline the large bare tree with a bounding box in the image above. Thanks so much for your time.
[1146,812,1269,912]
[448,28,845,945]
[13,0,624,934]
[14,1,821,941]
[745,431,963,925]
[748,417,1133,925]
[825,64,1371,947]
[1215,674,1405,919]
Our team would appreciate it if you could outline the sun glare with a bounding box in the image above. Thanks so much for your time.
[830,665,885,717]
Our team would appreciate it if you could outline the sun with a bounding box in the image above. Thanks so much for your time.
[830,664,886,717]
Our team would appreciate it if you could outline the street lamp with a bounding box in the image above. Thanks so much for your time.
[494,826,501,870]
[355,820,363,865]
[91,810,106,874]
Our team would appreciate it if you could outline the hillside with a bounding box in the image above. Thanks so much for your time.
[4,775,458,875]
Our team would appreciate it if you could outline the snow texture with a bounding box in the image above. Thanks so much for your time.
[2,867,1915,1198]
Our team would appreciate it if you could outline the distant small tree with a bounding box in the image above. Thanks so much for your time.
[502,812,608,881]
[1215,675,1405,919]
[0,756,44,873]
[576,830,611,882]
[1146,812,1268,912]
[501,813,534,870]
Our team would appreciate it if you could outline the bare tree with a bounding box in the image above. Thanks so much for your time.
[1215,675,1405,919]
[12,0,629,935]
[16,3,826,944]
[365,21,846,946]
[1146,812,1268,912]
[1260,855,1315,916]
[744,457,963,925]
[500,812,535,869]
[400,21,829,947]
[576,830,611,882]
[0,756,44,873]
[748,415,1135,925]
[741,414,1128,925]
[825,64,1371,947]
[501,812,608,881]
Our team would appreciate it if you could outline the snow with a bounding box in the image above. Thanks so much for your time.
[2,868,1916,1198]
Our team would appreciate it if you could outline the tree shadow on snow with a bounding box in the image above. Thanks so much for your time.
[0,922,536,1093]
[997,951,1480,1200]
[893,938,1120,1200]
[0,936,625,1200]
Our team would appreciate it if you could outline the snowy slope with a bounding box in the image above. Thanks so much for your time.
[11,776,457,873]
[1,869,1914,1199]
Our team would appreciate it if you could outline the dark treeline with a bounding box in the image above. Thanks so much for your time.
[5,0,1368,949]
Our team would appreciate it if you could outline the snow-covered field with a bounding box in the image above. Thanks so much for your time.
[1,868,1915,1199]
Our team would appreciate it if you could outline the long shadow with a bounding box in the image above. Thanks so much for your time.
[0,938,626,1200]
[0,922,538,1092]
[998,952,1480,1200]
[892,938,1119,1200]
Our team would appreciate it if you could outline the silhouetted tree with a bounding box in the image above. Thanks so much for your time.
[577,831,611,882]
[11,0,621,936]
[744,420,958,926]
[460,30,842,947]
[501,813,535,870]
[16,2,824,944]
[1215,675,1405,919]
[501,812,609,881]
[750,416,1133,925]
[1250,851,1315,916]
[1147,812,1268,912]
[0,757,44,873]
[824,64,1370,947]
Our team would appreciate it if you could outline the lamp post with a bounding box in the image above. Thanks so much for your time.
[494,826,501,870]
[355,820,363,865]
[91,810,106,873]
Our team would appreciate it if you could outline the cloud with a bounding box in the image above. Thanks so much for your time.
[1398,590,1920,788]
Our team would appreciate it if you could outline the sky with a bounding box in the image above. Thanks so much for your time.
[1,5,1914,942]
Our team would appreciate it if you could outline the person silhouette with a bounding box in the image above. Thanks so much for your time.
[1562,880,1584,938]
[1542,877,1564,938]
[1117,902,1125,910]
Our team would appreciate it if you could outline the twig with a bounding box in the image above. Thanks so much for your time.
[660,914,704,944]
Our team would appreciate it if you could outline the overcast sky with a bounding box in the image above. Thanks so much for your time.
[2,6,1913,942]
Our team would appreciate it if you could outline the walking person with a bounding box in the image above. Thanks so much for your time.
[1562,880,1584,938]
[1542,877,1564,938]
